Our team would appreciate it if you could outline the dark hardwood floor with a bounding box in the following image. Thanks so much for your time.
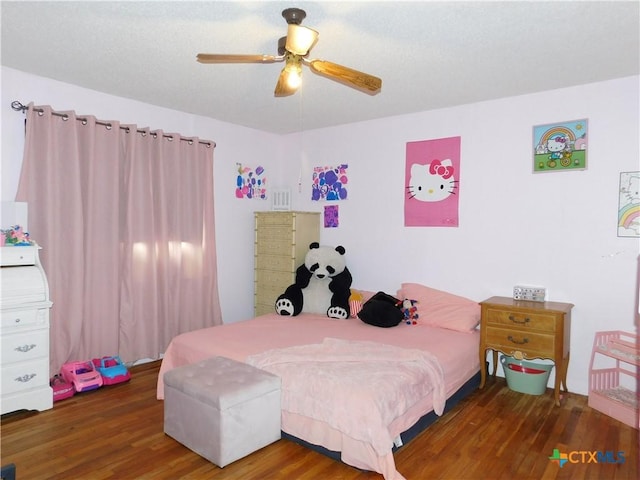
[1,361,637,479]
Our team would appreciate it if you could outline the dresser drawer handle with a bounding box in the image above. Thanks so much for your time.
[14,318,21,323]
[508,315,530,325]
[15,344,37,353]
[15,374,37,383]
[507,335,529,345]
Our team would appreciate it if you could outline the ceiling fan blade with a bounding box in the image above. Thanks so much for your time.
[285,24,319,56]
[274,67,299,97]
[197,53,280,64]
[307,59,382,95]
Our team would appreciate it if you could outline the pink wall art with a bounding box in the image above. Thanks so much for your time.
[405,136,461,227]
[235,163,267,200]
[324,205,339,228]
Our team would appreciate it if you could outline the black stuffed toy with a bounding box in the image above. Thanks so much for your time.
[275,242,352,319]
[357,291,404,328]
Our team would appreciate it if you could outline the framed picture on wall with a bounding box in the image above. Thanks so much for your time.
[532,119,588,173]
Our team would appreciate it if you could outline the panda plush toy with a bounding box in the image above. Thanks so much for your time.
[275,242,352,319]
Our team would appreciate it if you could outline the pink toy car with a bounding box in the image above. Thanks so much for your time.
[61,360,103,393]
[50,374,75,402]
[92,356,131,385]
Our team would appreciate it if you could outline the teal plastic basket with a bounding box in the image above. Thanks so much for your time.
[500,355,553,395]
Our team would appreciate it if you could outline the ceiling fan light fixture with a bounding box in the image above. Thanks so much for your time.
[283,54,303,89]
[199,7,382,97]
[285,24,318,56]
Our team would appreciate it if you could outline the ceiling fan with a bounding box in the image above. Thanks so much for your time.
[197,8,382,97]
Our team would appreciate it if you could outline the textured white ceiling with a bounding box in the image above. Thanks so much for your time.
[2,1,638,134]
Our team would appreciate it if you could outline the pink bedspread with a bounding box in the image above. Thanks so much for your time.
[247,338,445,456]
[156,313,480,480]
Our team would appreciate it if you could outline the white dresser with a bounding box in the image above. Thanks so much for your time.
[1,245,53,414]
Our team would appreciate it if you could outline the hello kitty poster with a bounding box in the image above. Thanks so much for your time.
[405,136,461,227]
[533,119,588,173]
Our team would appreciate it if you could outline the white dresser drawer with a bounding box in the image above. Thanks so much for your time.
[1,308,48,329]
[1,358,50,395]
[1,265,49,305]
[0,246,37,266]
[2,329,49,364]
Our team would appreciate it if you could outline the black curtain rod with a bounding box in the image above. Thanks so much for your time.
[11,101,215,148]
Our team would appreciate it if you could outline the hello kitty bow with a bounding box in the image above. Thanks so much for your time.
[429,159,454,179]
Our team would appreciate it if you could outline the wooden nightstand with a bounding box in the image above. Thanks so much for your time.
[478,296,574,406]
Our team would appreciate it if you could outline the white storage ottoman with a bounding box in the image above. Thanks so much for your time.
[163,356,281,467]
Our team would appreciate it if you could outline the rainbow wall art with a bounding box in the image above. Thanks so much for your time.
[618,171,640,238]
[533,119,588,173]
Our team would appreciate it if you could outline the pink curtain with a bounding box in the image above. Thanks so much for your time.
[16,104,222,374]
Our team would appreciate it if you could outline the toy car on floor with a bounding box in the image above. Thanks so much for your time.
[61,360,103,393]
[92,356,131,385]
[50,374,75,402]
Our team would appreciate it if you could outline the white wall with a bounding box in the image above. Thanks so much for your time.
[284,75,640,395]
[2,66,638,395]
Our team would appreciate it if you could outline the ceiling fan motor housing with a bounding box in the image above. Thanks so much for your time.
[282,8,306,25]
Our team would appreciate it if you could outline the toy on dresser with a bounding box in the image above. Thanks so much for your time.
[1,225,34,246]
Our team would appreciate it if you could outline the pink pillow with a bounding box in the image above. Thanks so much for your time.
[396,283,480,332]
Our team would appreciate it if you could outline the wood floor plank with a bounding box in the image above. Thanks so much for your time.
[1,361,637,479]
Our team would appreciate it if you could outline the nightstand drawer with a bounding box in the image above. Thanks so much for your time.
[484,308,557,332]
[485,326,555,356]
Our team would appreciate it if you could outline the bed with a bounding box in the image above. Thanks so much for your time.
[156,283,481,480]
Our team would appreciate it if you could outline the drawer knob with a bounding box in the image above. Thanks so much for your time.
[15,344,37,353]
[14,318,21,323]
[507,335,529,345]
[508,315,530,325]
[15,373,37,383]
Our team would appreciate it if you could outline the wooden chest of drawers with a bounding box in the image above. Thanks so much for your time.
[479,296,573,406]
[254,212,320,316]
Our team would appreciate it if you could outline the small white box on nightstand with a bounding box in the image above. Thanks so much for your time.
[513,285,546,302]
